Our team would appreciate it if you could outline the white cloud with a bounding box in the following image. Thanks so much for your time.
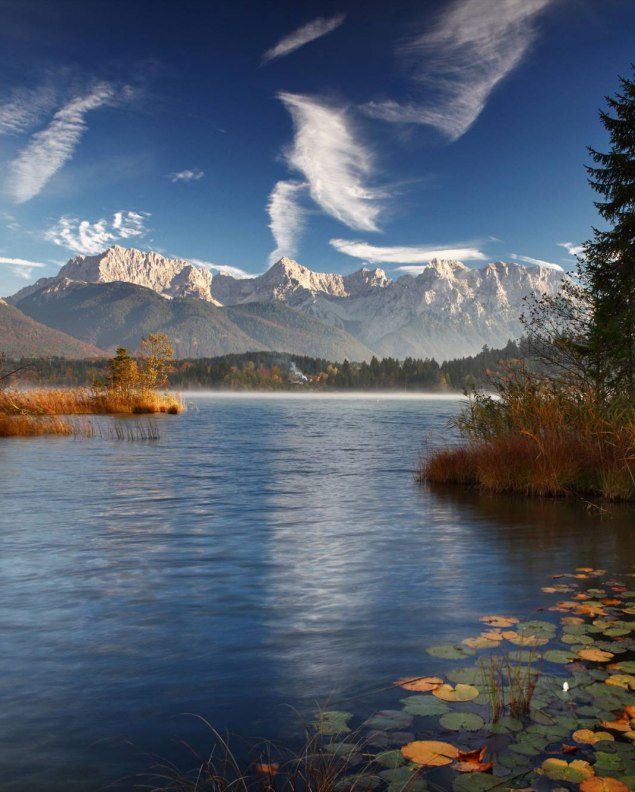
[0,84,59,135]
[0,256,48,281]
[262,13,346,64]
[169,168,205,183]
[266,180,308,266]
[279,92,384,232]
[44,211,150,255]
[6,83,116,203]
[511,253,564,271]
[330,238,487,264]
[188,258,252,279]
[363,0,553,141]
[558,241,584,257]
[0,256,47,268]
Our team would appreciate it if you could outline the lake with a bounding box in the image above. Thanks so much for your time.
[1,394,633,790]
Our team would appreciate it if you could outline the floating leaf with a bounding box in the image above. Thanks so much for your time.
[401,740,458,767]
[600,716,632,733]
[462,636,500,650]
[580,779,629,792]
[427,644,475,660]
[479,629,504,642]
[540,758,595,782]
[314,711,353,735]
[578,648,615,662]
[401,696,450,717]
[326,743,360,758]
[573,729,615,745]
[562,632,595,645]
[439,712,485,731]
[364,711,413,731]
[488,716,523,733]
[506,633,549,647]
[517,619,557,637]
[446,667,482,685]
[605,674,635,690]
[452,772,504,792]
[395,676,443,692]
[375,750,406,769]
[432,683,479,702]
[562,616,585,625]
[611,661,635,674]
[335,773,381,792]
[479,615,518,628]
[544,649,577,664]
[379,767,428,792]
[255,763,280,775]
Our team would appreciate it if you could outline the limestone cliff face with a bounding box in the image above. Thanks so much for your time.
[56,245,218,303]
[9,246,566,361]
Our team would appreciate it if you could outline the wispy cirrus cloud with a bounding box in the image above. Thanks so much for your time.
[511,253,564,271]
[330,238,487,264]
[188,258,252,279]
[44,210,150,255]
[262,13,346,64]
[0,255,48,281]
[266,180,308,266]
[6,83,117,203]
[558,241,584,257]
[169,168,205,183]
[0,84,59,136]
[279,92,384,233]
[363,0,554,141]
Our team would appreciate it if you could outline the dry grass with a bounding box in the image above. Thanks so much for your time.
[0,387,184,417]
[0,414,74,437]
[421,367,635,500]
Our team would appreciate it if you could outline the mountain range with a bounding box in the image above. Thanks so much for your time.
[6,245,565,361]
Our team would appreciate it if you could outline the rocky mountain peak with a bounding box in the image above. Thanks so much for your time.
[56,245,219,303]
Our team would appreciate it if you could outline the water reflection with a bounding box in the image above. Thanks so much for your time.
[0,397,633,790]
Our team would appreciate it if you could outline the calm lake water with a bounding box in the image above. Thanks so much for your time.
[1,394,633,790]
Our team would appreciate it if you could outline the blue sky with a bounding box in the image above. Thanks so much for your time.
[0,0,633,296]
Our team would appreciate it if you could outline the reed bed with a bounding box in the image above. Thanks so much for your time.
[0,387,183,416]
[421,369,635,500]
[0,388,182,437]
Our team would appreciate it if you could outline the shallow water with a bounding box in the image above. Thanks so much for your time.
[1,394,633,790]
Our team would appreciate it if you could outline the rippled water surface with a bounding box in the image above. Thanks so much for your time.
[1,394,633,790]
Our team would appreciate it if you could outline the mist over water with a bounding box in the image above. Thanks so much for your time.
[1,396,632,790]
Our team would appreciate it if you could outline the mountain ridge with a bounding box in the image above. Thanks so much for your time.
[8,245,566,361]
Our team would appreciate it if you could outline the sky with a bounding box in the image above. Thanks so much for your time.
[0,0,634,297]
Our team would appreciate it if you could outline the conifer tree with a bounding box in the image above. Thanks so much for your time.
[581,70,635,395]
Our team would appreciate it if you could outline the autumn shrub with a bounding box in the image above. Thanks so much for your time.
[421,364,635,500]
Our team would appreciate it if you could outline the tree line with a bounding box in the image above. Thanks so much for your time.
[1,340,526,392]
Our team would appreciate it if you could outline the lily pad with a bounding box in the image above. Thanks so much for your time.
[364,711,413,731]
[452,772,504,792]
[517,620,557,637]
[314,710,353,735]
[573,729,616,745]
[439,712,485,731]
[401,740,459,767]
[379,767,428,792]
[447,667,483,685]
[432,683,479,702]
[544,649,577,664]
[427,644,475,660]
[480,615,519,628]
[375,750,406,769]
[580,779,630,792]
[488,716,523,733]
[401,696,450,717]
[395,676,443,692]
[335,773,382,792]
[540,758,595,782]
[462,636,500,650]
